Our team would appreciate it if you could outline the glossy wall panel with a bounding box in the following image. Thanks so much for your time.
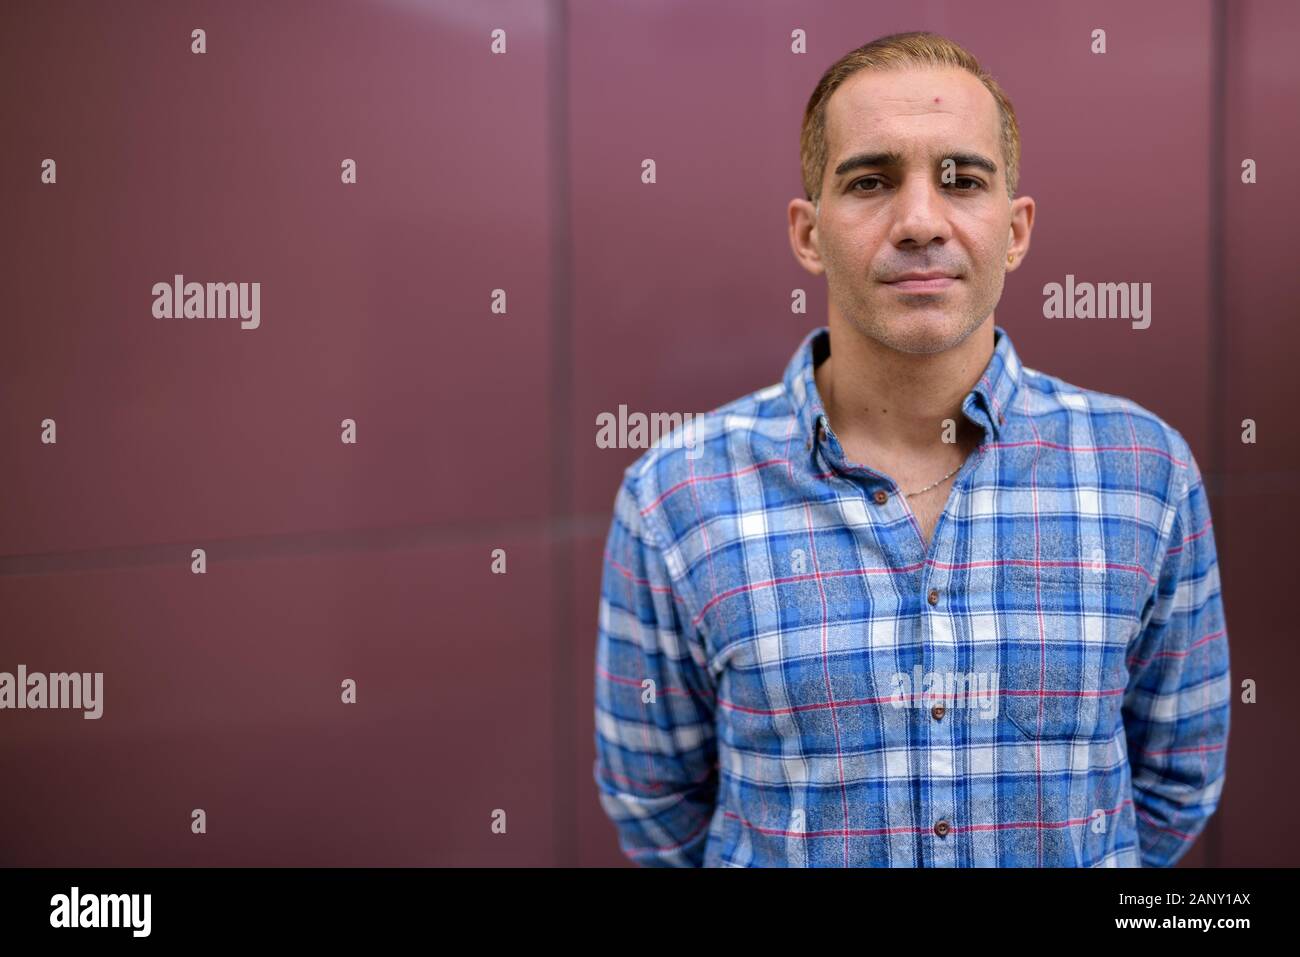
[1215,0,1299,867]
[0,541,556,866]
[2,0,553,556]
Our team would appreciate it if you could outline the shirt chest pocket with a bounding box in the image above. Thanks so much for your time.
[999,564,1141,742]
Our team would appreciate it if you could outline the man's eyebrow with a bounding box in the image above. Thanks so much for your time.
[945,152,999,176]
[833,152,903,177]
[832,150,999,178]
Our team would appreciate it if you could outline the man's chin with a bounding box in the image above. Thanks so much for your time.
[869,311,971,355]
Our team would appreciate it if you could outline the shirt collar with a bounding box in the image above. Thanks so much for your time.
[781,323,1023,446]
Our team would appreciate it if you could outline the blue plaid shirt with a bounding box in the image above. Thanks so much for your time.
[592,324,1230,867]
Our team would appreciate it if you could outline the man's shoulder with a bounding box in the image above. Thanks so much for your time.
[615,378,797,538]
[1017,363,1198,495]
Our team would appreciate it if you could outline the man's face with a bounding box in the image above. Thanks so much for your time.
[795,66,1031,355]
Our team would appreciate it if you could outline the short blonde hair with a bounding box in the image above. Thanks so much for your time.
[800,31,1021,204]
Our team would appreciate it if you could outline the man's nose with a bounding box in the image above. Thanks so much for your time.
[888,176,952,248]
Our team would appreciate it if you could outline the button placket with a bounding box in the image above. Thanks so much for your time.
[922,566,958,866]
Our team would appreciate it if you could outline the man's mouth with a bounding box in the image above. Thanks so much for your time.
[882,271,958,293]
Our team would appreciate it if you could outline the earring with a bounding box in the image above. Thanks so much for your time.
[1006,253,1015,265]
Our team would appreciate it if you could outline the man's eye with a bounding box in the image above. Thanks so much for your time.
[850,176,983,192]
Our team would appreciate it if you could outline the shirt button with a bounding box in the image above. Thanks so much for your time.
[934,820,950,838]
[931,704,945,720]
[927,588,939,605]
[873,489,888,505]
[998,413,1006,426]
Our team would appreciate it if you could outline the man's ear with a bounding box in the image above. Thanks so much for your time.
[1005,195,1035,272]
[788,197,826,276]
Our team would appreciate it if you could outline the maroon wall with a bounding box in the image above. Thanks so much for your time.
[0,0,1293,867]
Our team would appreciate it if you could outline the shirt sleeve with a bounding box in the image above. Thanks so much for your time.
[592,470,719,867]
[1122,448,1231,867]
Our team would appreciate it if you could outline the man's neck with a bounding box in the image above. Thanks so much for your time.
[813,315,995,459]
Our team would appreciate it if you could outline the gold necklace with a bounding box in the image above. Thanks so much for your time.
[815,413,967,498]
[903,462,963,498]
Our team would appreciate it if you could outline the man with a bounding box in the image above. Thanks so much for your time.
[592,32,1229,867]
